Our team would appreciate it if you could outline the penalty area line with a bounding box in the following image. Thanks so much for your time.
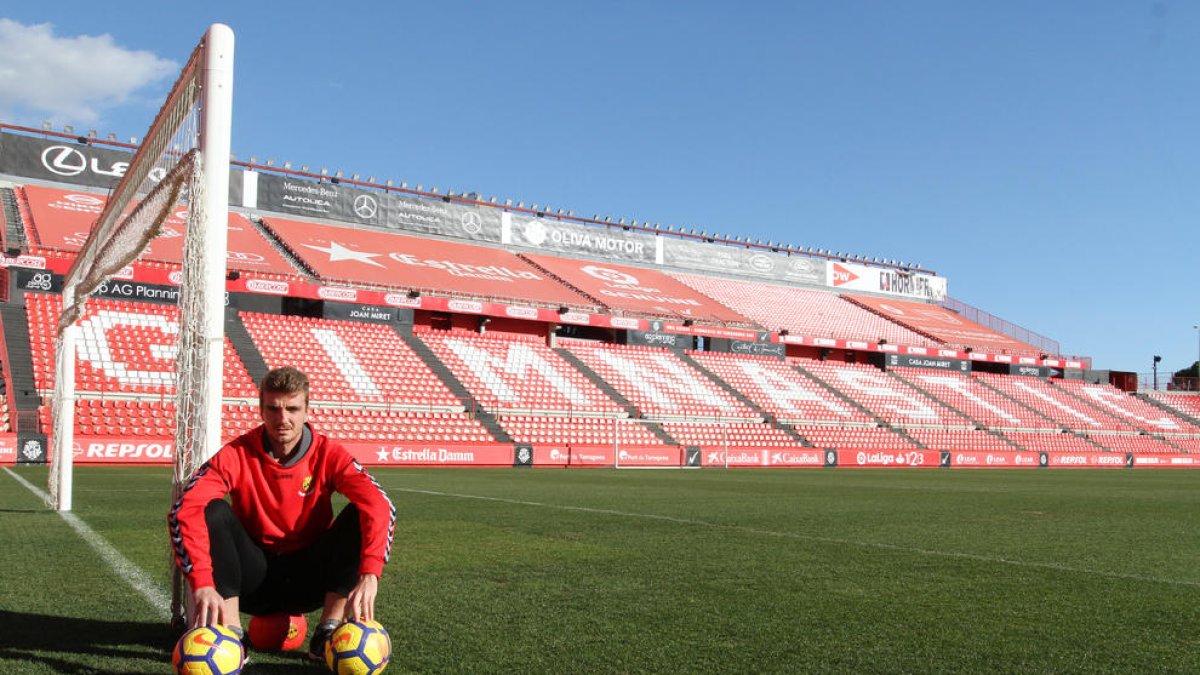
[3,467,171,620]
[390,485,1200,589]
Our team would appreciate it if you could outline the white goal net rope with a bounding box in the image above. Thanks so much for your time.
[48,37,207,511]
[44,25,234,626]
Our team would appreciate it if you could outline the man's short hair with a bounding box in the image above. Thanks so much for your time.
[260,366,310,406]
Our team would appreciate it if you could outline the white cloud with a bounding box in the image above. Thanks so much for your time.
[0,19,177,125]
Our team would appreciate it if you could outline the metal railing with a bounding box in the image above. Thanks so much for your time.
[940,296,1075,361]
[1138,372,1199,392]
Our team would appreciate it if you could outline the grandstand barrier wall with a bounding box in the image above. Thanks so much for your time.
[9,434,1197,469]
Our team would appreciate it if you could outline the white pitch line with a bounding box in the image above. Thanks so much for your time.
[3,468,171,619]
[391,485,1200,589]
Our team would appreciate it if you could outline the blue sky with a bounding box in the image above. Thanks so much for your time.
[2,2,1198,376]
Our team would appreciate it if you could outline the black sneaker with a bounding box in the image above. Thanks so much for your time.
[307,620,339,663]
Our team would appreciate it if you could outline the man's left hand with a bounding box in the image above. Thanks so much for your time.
[344,573,379,623]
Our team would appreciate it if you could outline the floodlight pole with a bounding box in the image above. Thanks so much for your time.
[1194,324,1200,392]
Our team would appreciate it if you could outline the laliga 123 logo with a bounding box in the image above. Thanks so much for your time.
[516,447,531,464]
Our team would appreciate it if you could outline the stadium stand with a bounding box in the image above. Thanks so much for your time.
[999,430,1106,454]
[888,367,1056,430]
[25,293,256,397]
[1048,378,1200,434]
[1081,433,1180,454]
[240,312,460,408]
[904,427,1014,452]
[671,272,937,347]
[846,294,1042,357]
[657,420,801,448]
[971,372,1134,432]
[521,254,753,324]
[1166,435,1200,453]
[559,340,760,420]
[498,414,666,447]
[260,217,597,310]
[416,328,625,415]
[19,185,297,275]
[2,128,1196,469]
[793,424,917,449]
[1140,391,1200,423]
[794,358,973,428]
[685,351,875,424]
[45,399,492,444]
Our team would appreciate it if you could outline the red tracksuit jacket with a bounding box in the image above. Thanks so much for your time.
[169,424,395,590]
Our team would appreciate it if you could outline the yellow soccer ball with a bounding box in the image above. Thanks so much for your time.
[172,625,244,675]
[325,620,391,675]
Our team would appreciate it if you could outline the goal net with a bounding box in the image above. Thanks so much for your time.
[44,23,234,623]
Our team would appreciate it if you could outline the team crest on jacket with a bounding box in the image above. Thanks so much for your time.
[298,475,314,497]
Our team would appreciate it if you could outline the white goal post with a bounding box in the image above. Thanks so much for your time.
[47,25,233,521]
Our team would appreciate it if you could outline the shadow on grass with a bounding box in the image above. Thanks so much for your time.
[0,609,173,674]
[0,609,315,674]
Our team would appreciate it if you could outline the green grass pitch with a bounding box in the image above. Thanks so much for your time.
[1,466,1197,673]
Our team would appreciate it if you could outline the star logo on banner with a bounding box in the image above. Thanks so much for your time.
[376,448,390,463]
[304,241,384,267]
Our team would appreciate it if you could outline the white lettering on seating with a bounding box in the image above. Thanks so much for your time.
[1078,387,1179,430]
[311,328,382,398]
[833,370,938,420]
[1011,381,1102,427]
[591,350,729,410]
[916,375,1022,425]
[735,361,852,418]
[445,339,590,405]
[76,310,178,385]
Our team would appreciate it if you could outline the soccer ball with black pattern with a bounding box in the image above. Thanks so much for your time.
[172,625,245,675]
[324,620,391,675]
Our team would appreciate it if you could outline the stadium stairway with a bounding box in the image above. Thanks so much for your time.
[1,187,29,252]
[884,369,1024,450]
[841,295,945,348]
[0,299,41,431]
[971,376,1067,431]
[224,308,270,386]
[249,216,313,278]
[552,346,677,446]
[884,369,991,429]
[1044,379,1159,432]
[676,351,811,446]
[516,254,607,309]
[786,360,927,447]
[1136,393,1200,427]
[398,327,514,444]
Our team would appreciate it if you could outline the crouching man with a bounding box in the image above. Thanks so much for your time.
[169,366,395,660]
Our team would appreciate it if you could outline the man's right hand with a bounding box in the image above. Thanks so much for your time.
[191,586,227,628]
